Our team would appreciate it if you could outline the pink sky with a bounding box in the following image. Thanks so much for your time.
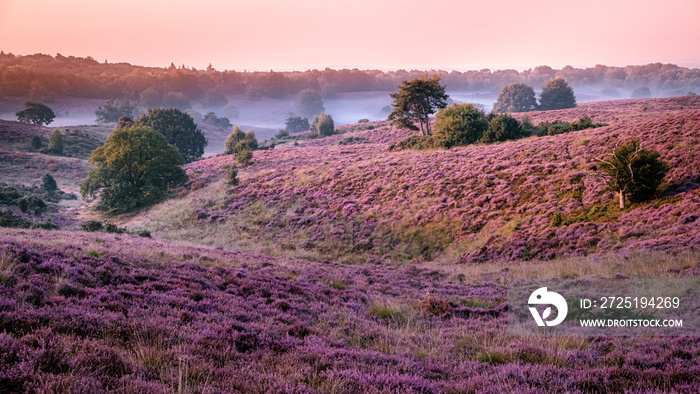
[1,0,699,71]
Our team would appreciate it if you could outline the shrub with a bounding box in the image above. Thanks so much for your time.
[95,99,135,123]
[432,103,488,148]
[31,136,42,150]
[631,87,652,98]
[81,221,104,232]
[310,112,334,137]
[224,164,239,186]
[236,148,253,166]
[492,84,537,113]
[538,78,576,110]
[598,140,668,208]
[202,112,232,130]
[482,114,523,143]
[17,198,28,213]
[42,173,58,193]
[136,229,151,238]
[389,135,435,151]
[284,116,310,134]
[225,127,258,154]
[48,130,64,155]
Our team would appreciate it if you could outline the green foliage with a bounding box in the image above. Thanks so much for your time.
[310,112,335,137]
[95,99,135,123]
[80,126,188,212]
[492,84,537,113]
[224,164,239,186]
[31,135,42,150]
[202,112,232,130]
[17,198,28,213]
[136,108,207,163]
[275,129,290,139]
[41,173,57,193]
[598,140,669,208]
[16,101,55,125]
[295,89,324,118]
[116,116,134,129]
[48,129,64,155]
[388,74,448,136]
[388,135,435,151]
[81,220,104,232]
[236,148,253,166]
[528,116,607,137]
[225,126,258,154]
[0,209,57,230]
[539,78,576,110]
[432,103,489,148]
[284,116,310,134]
[482,114,523,143]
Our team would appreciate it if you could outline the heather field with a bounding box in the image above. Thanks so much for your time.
[127,97,700,266]
[1,229,700,393]
[1,96,700,392]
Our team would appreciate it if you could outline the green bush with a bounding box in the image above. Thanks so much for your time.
[432,103,489,148]
[42,173,58,193]
[82,221,104,232]
[482,114,523,143]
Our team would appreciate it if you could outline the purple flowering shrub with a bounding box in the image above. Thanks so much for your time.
[179,97,700,264]
[1,230,700,392]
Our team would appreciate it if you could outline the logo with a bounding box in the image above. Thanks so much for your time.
[528,287,568,326]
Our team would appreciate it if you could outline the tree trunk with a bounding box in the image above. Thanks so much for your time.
[619,191,626,209]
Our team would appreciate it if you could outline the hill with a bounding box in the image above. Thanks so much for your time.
[123,96,700,266]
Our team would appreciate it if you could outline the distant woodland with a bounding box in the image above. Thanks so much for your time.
[1,52,699,103]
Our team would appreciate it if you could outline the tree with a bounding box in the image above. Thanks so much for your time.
[481,114,523,143]
[631,87,652,99]
[225,126,258,154]
[202,112,232,130]
[48,129,64,155]
[42,173,58,193]
[95,99,135,123]
[284,116,310,134]
[598,140,668,209]
[117,116,134,129]
[80,126,187,212]
[161,92,191,110]
[432,103,489,148]
[136,108,207,163]
[538,78,576,110]
[388,75,448,136]
[295,89,325,118]
[310,112,334,137]
[492,84,537,113]
[16,101,55,126]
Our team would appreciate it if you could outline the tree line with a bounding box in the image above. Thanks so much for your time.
[1,52,699,103]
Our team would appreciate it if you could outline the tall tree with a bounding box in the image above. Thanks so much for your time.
[80,126,187,212]
[16,101,55,126]
[388,75,448,136]
[538,78,576,110]
[95,99,135,123]
[492,84,537,113]
[136,108,207,163]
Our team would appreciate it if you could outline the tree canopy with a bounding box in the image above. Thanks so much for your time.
[481,113,523,143]
[284,116,310,134]
[136,108,207,163]
[295,89,325,118]
[16,101,55,125]
[95,99,135,123]
[598,140,668,209]
[432,103,489,148]
[492,84,537,113]
[48,129,64,155]
[80,126,187,212]
[538,78,576,110]
[388,75,448,136]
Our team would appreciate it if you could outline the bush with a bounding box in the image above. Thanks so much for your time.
[493,84,537,113]
[17,198,28,213]
[81,221,104,232]
[389,135,435,151]
[48,130,64,155]
[31,136,42,150]
[95,99,135,123]
[284,116,310,134]
[136,230,151,238]
[598,140,668,209]
[202,112,232,130]
[432,103,488,148]
[482,114,523,143]
[236,148,253,166]
[224,164,239,186]
[225,127,258,154]
[42,173,58,193]
[631,87,652,98]
[310,112,334,137]
[538,78,576,110]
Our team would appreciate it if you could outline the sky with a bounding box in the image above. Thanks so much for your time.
[1,0,699,72]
